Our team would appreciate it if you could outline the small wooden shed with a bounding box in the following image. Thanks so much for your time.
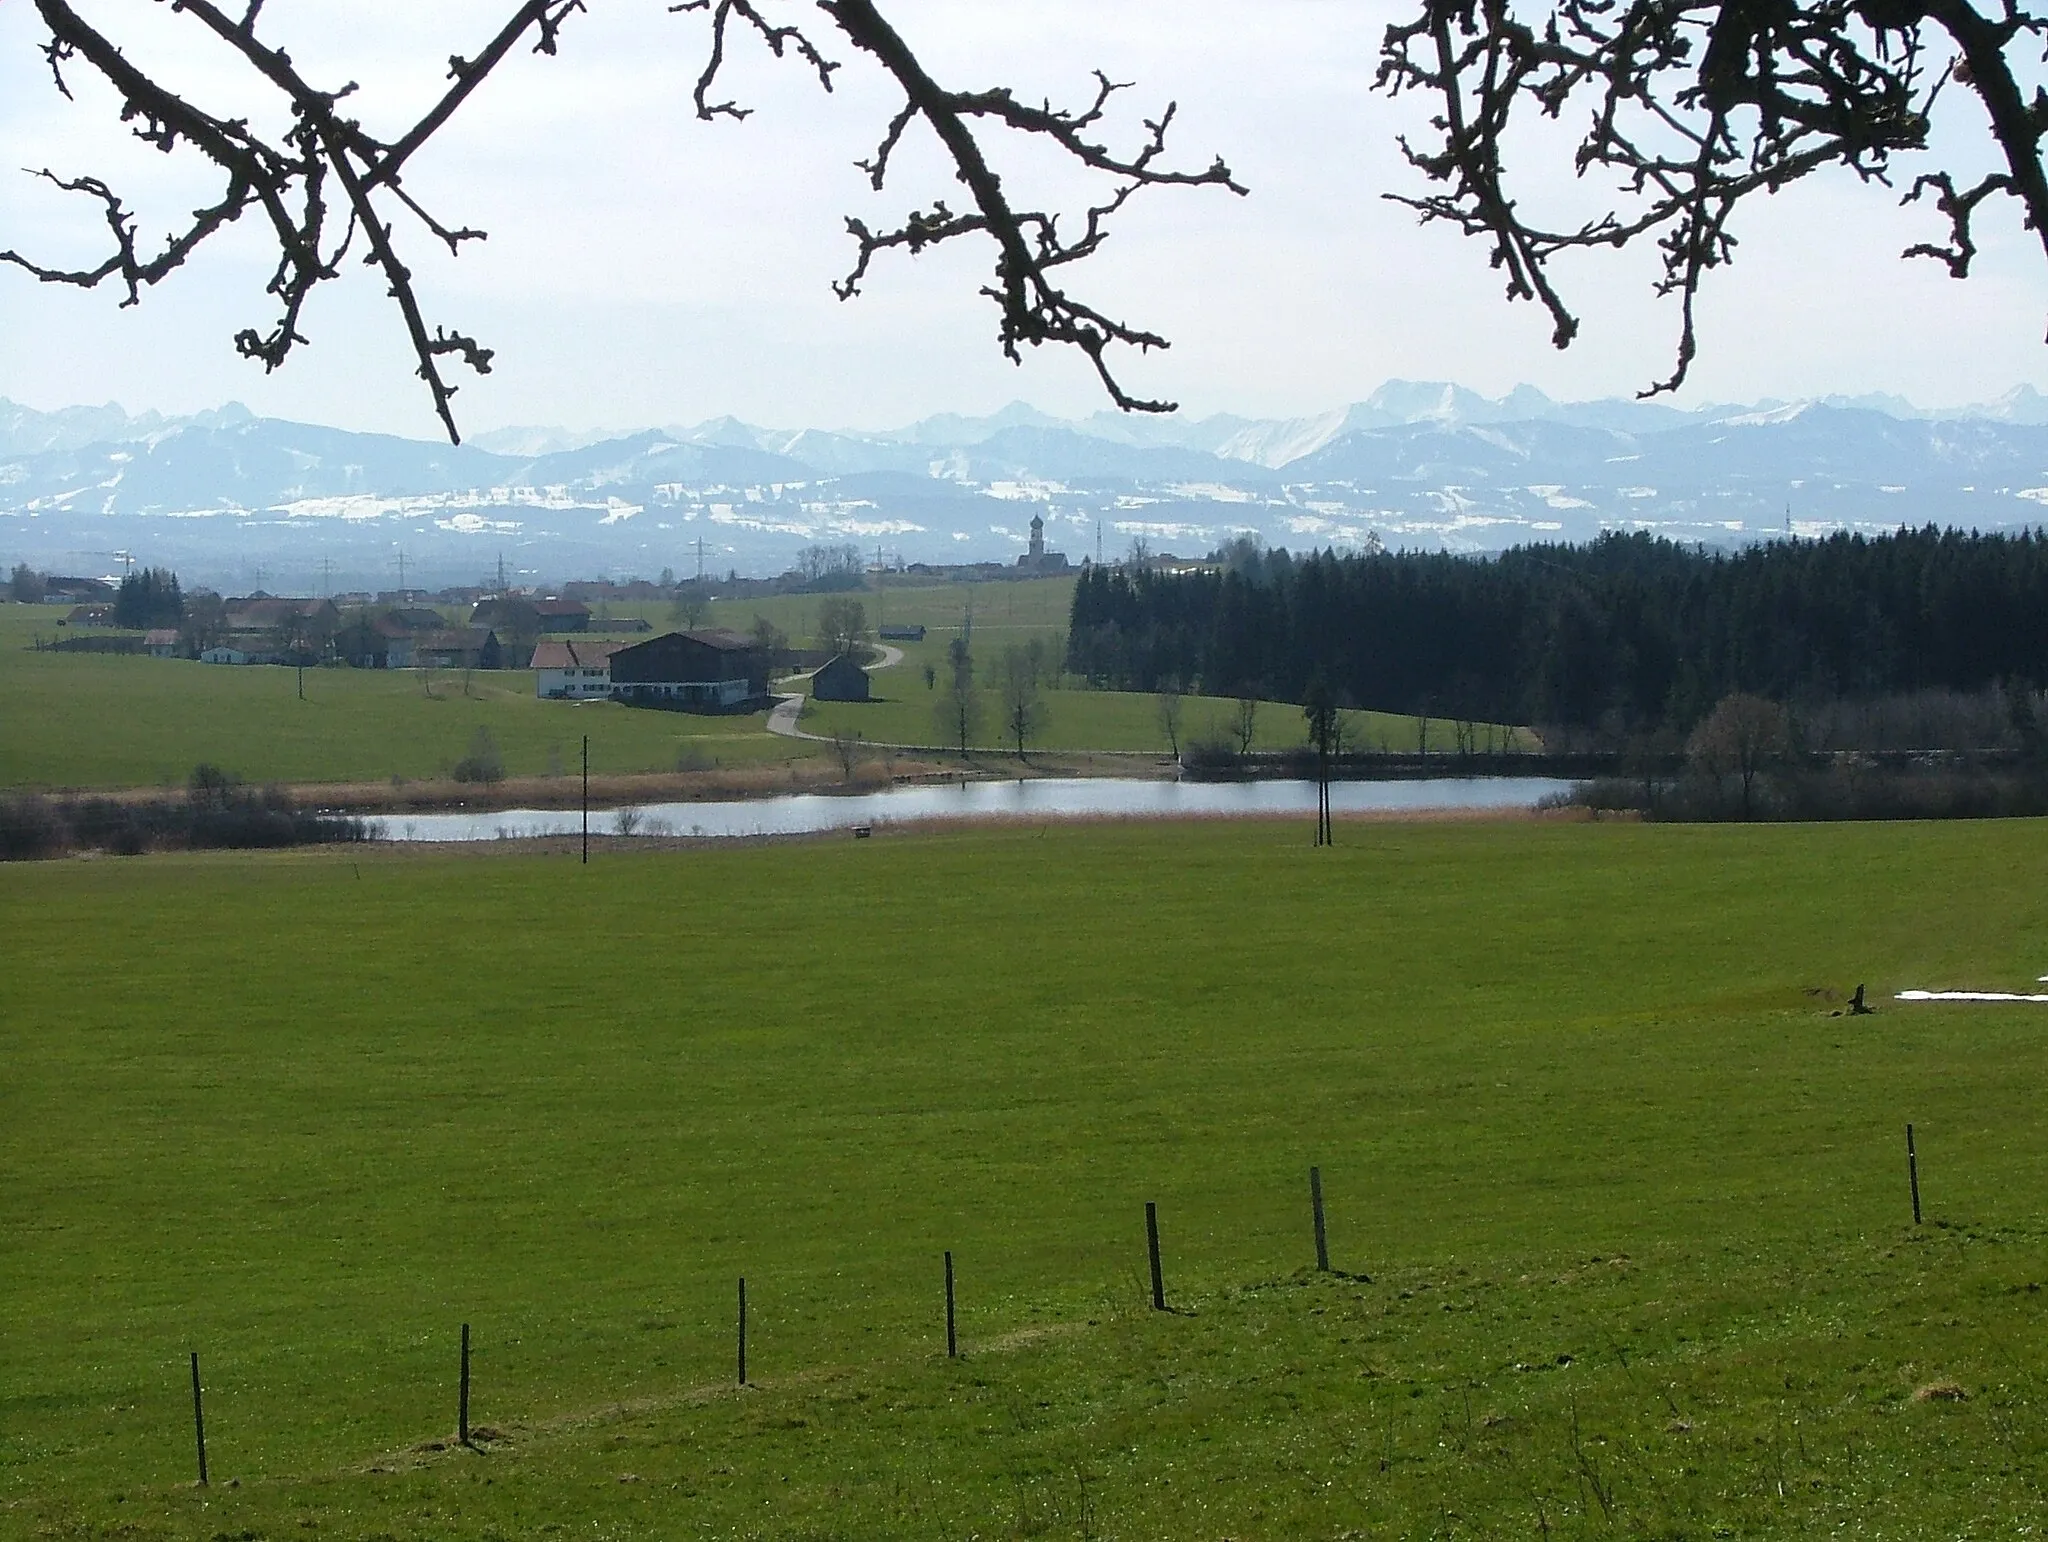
[812,650,871,703]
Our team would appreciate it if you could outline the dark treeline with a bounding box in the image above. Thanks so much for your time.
[0,766,368,860]
[1065,528,2048,733]
[114,566,184,629]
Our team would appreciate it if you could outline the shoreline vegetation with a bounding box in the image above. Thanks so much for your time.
[0,771,369,860]
[1556,757,2048,822]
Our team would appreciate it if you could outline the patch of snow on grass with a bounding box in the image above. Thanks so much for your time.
[1897,989,2048,1003]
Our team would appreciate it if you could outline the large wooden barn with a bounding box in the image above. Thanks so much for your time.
[608,629,768,710]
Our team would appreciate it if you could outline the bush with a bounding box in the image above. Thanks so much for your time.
[1181,736,1240,772]
[451,728,506,784]
[188,762,240,805]
[0,784,368,860]
[0,794,67,860]
[1555,760,2048,823]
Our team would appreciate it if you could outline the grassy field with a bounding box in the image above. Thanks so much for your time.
[687,574,1075,647]
[0,605,812,787]
[0,582,1497,785]
[800,683,1513,757]
[6,817,2048,1537]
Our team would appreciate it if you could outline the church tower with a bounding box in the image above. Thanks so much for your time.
[1028,513,1046,561]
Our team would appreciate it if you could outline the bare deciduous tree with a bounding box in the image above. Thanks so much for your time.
[814,595,869,654]
[1688,692,1793,817]
[998,642,1044,758]
[1233,695,1258,756]
[4,2,1240,443]
[670,584,712,631]
[1376,0,2048,396]
[1157,681,1184,760]
[1303,677,1339,846]
[17,1,2048,428]
[829,724,863,781]
[935,635,982,755]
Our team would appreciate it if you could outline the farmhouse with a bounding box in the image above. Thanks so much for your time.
[42,576,114,603]
[385,605,449,633]
[63,604,115,627]
[533,638,628,699]
[143,629,181,658]
[534,597,591,632]
[811,650,871,702]
[413,627,503,671]
[332,612,418,668]
[471,595,591,634]
[223,596,342,661]
[608,629,767,710]
[877,623,926,642]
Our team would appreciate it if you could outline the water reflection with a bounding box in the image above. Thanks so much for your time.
[371,776,1573,843]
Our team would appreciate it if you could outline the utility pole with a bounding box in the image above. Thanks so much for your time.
[397,550,407,600]
[319,556,333,598]
[696,537,706,583]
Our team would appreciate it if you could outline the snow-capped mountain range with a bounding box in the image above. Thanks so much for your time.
[8,381,2048,590]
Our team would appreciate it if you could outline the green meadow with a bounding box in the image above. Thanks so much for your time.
[0,605,804,787]
[701,573,1077,645]
[5,817,2048,1537]
[799,684,1513,757]
[0,582,1487,786]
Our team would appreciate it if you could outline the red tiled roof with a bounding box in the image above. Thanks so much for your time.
[530,639,628,670]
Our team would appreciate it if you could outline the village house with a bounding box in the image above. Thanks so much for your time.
[386,605,449,632]
[412,627,502,671]
[607,629,767,710]
[223,596,342,662]
[41,576,115,604]
[143,629,181,658]
[532,638,628,700]
[533,597,591,633]
[471,595,591,635]
[332,612,417,668]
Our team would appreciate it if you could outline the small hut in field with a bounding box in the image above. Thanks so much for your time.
[812,651,871,703]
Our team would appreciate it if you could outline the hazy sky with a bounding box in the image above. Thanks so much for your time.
[5,1,2048,439]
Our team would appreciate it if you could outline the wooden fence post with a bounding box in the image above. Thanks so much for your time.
[1907,1123,1923,1225]
[945,1251,957,1358]
[1310,1165,1330,1272]
[459,1323,471,1446]
[738,1277,748,1385]
[189,1351,208,1486]
[1146,1202,1166,1311]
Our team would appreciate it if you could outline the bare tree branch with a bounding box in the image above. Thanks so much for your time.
[813,0,1246,412]
[1375,0,2048,395]
[6,0,589,442]
[6,0,1240,436]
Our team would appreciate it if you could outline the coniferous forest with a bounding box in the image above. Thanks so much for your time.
[1064,528,2048,735]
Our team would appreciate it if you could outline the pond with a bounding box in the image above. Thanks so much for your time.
[369,775,1576,842]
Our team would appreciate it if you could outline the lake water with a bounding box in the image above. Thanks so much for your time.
[369,775,1575,842]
